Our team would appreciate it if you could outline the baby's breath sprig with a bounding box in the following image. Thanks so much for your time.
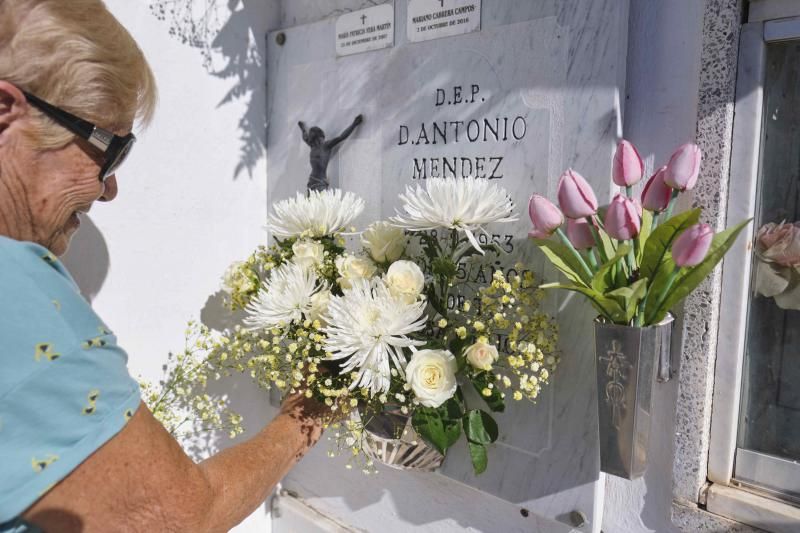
[140,320,246,440]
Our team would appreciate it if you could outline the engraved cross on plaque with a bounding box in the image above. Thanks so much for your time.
[361,14,367,24]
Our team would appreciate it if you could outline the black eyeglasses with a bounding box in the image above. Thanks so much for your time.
[22,90,136,182]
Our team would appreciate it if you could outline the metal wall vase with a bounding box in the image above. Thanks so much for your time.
[594,315,674,479]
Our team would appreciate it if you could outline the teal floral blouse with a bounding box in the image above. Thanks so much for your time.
[0,236,141,529]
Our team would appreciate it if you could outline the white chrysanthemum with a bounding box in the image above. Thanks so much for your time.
[390,177,517,253]
[244,261,326,329]
[323,278,427,395]
[268,189,365,238]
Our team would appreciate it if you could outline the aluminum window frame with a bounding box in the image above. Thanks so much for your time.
[706,8,800,530]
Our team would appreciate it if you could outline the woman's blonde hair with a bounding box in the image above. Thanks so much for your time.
[0,0,157,149]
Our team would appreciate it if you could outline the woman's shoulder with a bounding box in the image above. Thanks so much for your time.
[0,236,116,390]
[0,236,76,287]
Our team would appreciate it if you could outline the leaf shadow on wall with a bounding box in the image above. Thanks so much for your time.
[149,0,266,179]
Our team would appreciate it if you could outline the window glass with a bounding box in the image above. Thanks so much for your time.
[738,40,800,472]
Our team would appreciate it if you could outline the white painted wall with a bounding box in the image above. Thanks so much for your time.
[62,1,280,531]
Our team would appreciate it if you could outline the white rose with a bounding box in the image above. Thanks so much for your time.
[406,349,457,408]
[464,339,499,371]
[307,289,331,324]
[292,239,325,269]
[385,260,425,304]
[221,260,255,295]
[335,254,377,289]
[362,221,407,263]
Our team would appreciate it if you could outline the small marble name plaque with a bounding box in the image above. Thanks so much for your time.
[335,4,395,57]
[407,0,481,43]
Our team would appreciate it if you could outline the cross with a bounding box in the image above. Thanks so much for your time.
[439,0,445,7]
[361,14,367,24]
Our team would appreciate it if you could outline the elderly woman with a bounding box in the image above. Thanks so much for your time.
[0,1,326,531]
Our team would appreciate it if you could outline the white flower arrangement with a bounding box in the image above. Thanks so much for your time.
[150,179,559,475]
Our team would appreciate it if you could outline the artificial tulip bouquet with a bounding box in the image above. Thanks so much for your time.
[149,179,560,475]
[528,141,750,327]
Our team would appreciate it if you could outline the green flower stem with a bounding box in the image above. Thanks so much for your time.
[626,245,636,280]
[625,185,633,198]
[647,266,681,324]
[663,190,680,221]
[556,228,594,280]
[652,212,661,230]
[586,216,609,263]
[586,249,599,270]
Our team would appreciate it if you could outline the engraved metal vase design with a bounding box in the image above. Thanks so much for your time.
[594,314,674,479]
[355,408,444,472]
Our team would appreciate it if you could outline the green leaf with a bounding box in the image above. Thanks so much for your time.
[442,396,464,420]
[425,285,448,318]
[471,373,505,412]
[468,441,488,474]
[607,278,648,324]
[598,227,617,261]
[448,336,469,370]
[532,238,592,286]
[412,402,462,455]
[464,409,499,444]
[432,256,458,279]
[540,283,627,323]
[645,218,752,324]
[591,244,631,293]
[636,210,654,264]
[640,208,701,281]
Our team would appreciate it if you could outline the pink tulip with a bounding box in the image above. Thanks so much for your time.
[528,194,564,238]
[641,166,672,212]
[664,143,701,191]
[612,140,644,187]
[672,223,713,267]
[557,169,598,219]
[604,193,641,240]
[566,217,596,249]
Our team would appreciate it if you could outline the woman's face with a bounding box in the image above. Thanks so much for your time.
[25,137,119,255]
[0,84,126,255]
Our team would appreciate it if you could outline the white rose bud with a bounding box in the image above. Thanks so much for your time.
[362,221,407,263]
[385,260,425,304]
[335,254,377,289]
[464,340,499,371]
[405,349,457,408]
[221,260,254,295]
[292,239,324,269]
[307,289,331,325]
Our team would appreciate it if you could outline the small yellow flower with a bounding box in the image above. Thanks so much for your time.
[438,318,448,328]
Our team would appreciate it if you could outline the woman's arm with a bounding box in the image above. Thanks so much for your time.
[22,394,324,532]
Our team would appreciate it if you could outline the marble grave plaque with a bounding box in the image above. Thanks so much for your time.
[407,0,482,43]
[335,4,395,56]
[268,0,629,521]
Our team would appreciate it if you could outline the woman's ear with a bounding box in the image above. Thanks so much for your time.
[0,81,28,141]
